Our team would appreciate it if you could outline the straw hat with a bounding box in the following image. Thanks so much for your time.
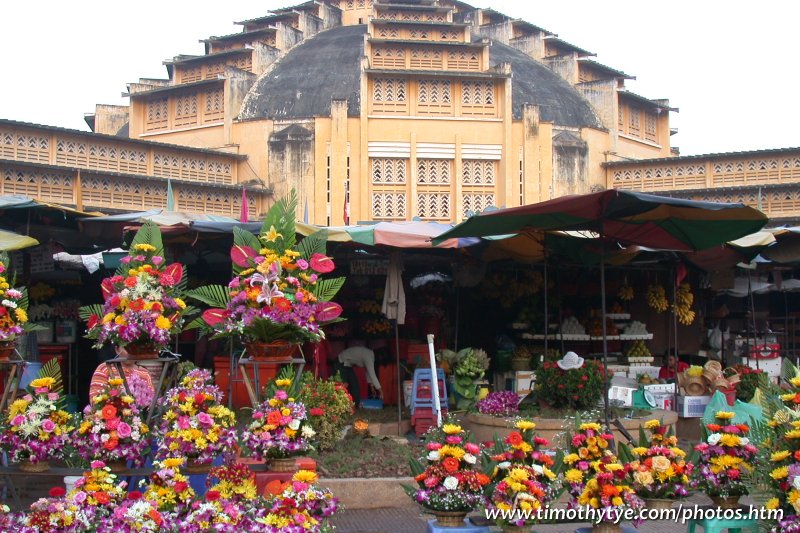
[557,351,585,370]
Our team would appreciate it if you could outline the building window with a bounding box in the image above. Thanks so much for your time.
[461,81,495,116]
[644,111,658,143]
[417,159,451,184]
[417,193,450,220]
[373,78,406,102]
[372,192,407,219]
[462,193,494,217]
[628,107,641,137]
[203,88,224,122]
[462,160,495,186]
[174,93,198,127]
[371,158,407,184]
[145,98,168,131]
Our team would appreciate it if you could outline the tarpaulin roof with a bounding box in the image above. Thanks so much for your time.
[0,229,38,251]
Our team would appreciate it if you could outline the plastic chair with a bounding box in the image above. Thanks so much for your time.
[410,368,447,415]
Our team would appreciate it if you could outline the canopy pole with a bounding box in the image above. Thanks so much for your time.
[394,319,402,436]
[543,260,549,356]
[672,264,679,413]
[600,248,610,431]
[747,269,760,372]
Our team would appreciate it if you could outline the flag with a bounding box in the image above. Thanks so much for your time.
[166,179,174,210]
[343,188,350,225]
[240,188,249,223]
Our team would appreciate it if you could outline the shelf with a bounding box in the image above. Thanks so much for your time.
[606,313,631,320]
[619,334,653,340]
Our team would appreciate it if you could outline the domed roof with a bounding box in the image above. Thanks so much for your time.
[240,24,601,129]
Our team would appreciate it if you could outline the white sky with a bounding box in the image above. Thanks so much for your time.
[0,0,797,156]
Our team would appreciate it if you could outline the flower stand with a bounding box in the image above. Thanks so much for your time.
[686,510,758,533]
[426,518,489,533]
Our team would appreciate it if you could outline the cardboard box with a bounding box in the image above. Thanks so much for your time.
[514,371,535,398]
[608,385,636,407]
[644,383,676,394]
[651,392,675,410]
[677,395,711,418]
[742,357,782,378]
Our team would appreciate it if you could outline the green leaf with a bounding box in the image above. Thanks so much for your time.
[37,357,64,404]
[233,226,262,253]
[79,304,104,321]
[18,287,29,313]
[311,277,345,302]
[185,285,230,308]
[261,190,298,254]
[298,230,328,260]
[124,221,164,270]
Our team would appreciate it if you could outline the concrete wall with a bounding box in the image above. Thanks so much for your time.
[267,122,315,210]
[577,80,616,131]
[93,105,130,136]
[252,43,283,76]
[544,55,578,85]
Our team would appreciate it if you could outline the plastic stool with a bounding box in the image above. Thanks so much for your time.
[426,519,489,532]
[686,513,758,533]
[411,368,447,415]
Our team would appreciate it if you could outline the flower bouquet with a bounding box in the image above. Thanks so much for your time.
[68,460,128,512]
[142,457,196,512]
[693,410,757,507]
[241,376,316,470]
[81,222,191,357]
[562,422,615,501]
[298,373,354,451]
[12,487,95,533]
[187,191,344,358]
[157,369,238,471]
[0,253,39,355]
[256,469,339,531]
[206,461,258,502]
[0,374,73,471]
[487,420,560,529]
[618,419,692,507]
[74,377,151,470]
[475,391,520,416]
[404,422,490,526]
[98,491,164,533]
[575,456,644,529]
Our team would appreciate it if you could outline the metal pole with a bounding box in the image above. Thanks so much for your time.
[426,334,442,427]
[395,319,402,436]
[543,261,549,356]
[600,251,610,430]
[672,265,679,414]
[747,269,760,371]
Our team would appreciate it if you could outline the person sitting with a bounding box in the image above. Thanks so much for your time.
[89,346,154,405]
[336,345,384,406]
[658,350,689,381]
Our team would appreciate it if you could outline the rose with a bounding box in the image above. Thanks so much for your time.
[650,456,671,473]
[463,453,477,465]
[117,422,132,439]
[707,433,722,445]
[442,457,460,473]
[464,443,480,455]
[427,450,441,461]
[197,412,213,426]
[634,471,654,486]
[10,414,24,426]
[442,476,459,490]
[793,476,800,491]
[41,419,56,433]
[288,419,301,431]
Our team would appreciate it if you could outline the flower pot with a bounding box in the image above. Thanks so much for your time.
[64,475,82,493]
[125,342,160,360]
[0,340,15,362]
[645,498,674,510]
[268,457,298,472]
[19,460,50,473]
[245,341,298,362]
[184,458,212,474]
[592,522,621,533]
[429,509,467,527]
[711,495,741,509]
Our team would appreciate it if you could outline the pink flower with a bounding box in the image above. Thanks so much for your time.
[254,256,265,264]
[445,435,463,444]
[427,442,443,451]
[11,415,24,426]
[47,393,59,401]
[178,416,191,430]
[296,259,309,270]
[253,412,264,419]
[116,422,132,438]
[274,390,288,401]
[464,443,480,455]
[73,491,87,504]
[292,481,309,492]
[109,389,119,397]
[309,253,335,273]
[151,256,164,266]
[90,460,105,469]
[35,387,48,394]
[197,412,213,426]
[106,418,119,430]
[120,257,131,265]
[23,395,32,402]
[41,419,55,433]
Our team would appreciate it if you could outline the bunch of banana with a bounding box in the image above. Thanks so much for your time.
[618,284,634,301]
[646,284,669,313]
[672,283,696,325]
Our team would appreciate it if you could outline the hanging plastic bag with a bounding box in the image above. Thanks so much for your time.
[702,390,764,426]
[708,325,723,350]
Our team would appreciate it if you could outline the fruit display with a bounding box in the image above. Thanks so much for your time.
[646,284,669,313]
[672,282,696,325]
[636,374,666,385]
[618,282,634,301]
[356,299,382,314]
[609,301,625,314]
[480,270,543,308]
[587,316,619,337]
[622,320,651,339]
[560,316,586,336]
[624,340,653,365]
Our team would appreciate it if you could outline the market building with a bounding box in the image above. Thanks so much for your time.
[2,0,798,223]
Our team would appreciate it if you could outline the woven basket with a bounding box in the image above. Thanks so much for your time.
[714,376,731,390]
[703,361,722,382]
[684,376,707,396]
[184,458,212,474]
[19,460,50,473]
[724,369,741,386]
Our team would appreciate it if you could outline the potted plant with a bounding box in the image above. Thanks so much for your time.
[73,377,151,471]
[298,373,355,450]
[157,369,237,472]
[618,419,693,509]
[0,363,73,472]
[186,192,345,360]
[486,419,561,532]
[534,352,607,411]
[241,372,316,471]
[475,391,521,417]
[404,421,491,527]
[81,222,192,359]
[693,410,757,508]
[0,253,40,359]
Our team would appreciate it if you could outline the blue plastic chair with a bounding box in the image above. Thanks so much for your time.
[410,368,447,415]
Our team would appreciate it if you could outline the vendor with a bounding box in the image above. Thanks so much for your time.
[336,346,384,405]
[89,346,154,404]
[658,350,689,380]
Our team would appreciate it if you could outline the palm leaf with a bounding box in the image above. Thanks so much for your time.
[37,357,64,399]
[126,221,164,259]
[185,285,230,308]
[311,277,345,302]
[79,304,104,321]
[298,230,328,260]
[261,190,298,253]
[233,226,262,253]
[18,287,29,313]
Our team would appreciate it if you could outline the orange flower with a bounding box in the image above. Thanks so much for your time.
[442,457,460,473]
[273,297,292,312]
[124,277,137,288]
[415,472,427,482]
[128,299,145,312]
[476,473,490,486]
[101,405,118,420]
[707,424,722,432]
[265,479,290,496]
[506,432,523,446]
[148,509,162,526]
[601,484,620,498]
[104,438,119,451]
[95,492,110,505]
[266,411,282,426]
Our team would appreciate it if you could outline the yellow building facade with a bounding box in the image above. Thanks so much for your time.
[2,0,794,222]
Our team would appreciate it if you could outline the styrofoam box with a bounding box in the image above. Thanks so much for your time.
[608,386,636,407]
[742,357,782,378]
[677,395,712,418]
[643,383,676,394]
[651,392,675,410]
[515,371,535,398]
[627,366,660,380]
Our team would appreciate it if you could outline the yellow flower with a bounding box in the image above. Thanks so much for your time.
[612,496,623,507]
[108,378,124,387]
[771,450,791,462]
[515,420,536,431]
[509,468,529,482]
[114,315,126,326]
[263,225,282,242]
[770,466,789,480]
[786,430,800,440]
[30,377,55,389]
[14,308,27,323]
[650,456,672,473]
[579,423,601,431]
[632,447,648,456]
[766,498,780,510]
[564,453,580,465]
[102,313,116,324]
[155,316,171,329]
[605,462,624,472]
[442,424,462,435]
[719,434,740,447]
[687,366,703,377]
[565,469,584,483]
[439,445,465,460]
[292,470,318,484]
[133,244,156,252]
[174,298,186,309]
[644,420,660,430]
[275,379,292,388]
[715,411,735,420]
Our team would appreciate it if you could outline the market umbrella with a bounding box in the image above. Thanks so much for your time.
[435,189,768,429]
[382,251,407,434]
[0,229,38,251]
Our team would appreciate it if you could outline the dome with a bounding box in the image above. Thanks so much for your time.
[239,24,601,129]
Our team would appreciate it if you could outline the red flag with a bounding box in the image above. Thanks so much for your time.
[240,188,249,223]
[343,189,350,225]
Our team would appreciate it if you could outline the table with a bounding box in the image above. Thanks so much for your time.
[238,351,305,407]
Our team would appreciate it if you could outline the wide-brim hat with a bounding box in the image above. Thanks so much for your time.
[557,351,585,370]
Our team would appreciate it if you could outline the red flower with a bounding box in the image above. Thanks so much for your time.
[310,253,335,273]
[442,457,460,473]
[101,405,118,420]
[87,314,100,329]
[95,492,111,505]
[194,393,206,405]
[128,491,143,500]
[506,432,523,446]
[206,490,221,501]
[273,297,292,312]
[129,299,145,312]
[109,295,121,308]
[49,486,66,498]
[174,481,188,493]
[151,302,163,313]
[310,407,324,416]
[104,438,119,451]
[124,277,137,288]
